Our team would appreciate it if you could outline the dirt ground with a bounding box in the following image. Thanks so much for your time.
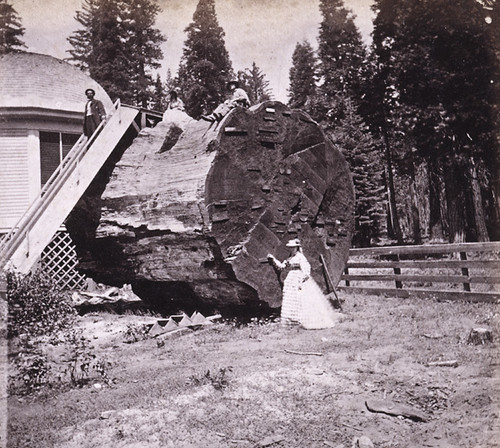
[8,291,500,448]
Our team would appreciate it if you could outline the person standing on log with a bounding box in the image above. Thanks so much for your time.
[201,80,250,122]
[267,239,341,329]
[83,88,106,140]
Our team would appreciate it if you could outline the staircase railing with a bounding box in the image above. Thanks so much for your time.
[0,99,122,270]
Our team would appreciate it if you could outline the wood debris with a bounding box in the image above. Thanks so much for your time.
[365,398,428,422]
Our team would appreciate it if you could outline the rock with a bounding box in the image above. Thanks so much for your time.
[100,410,116,419]
[352,436,374,448]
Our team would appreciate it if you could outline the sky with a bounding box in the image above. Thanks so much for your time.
[12,0,374,102]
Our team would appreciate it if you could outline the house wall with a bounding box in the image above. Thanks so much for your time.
[0,114,83,232]
[0,129,30,231]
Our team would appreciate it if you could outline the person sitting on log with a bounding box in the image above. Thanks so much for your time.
[162,88,192,128]
[201,80,250,123]
[267,239,341,329]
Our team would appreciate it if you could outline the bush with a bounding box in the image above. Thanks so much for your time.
[7,270,75,338]
[9,336,50,396]
[59,328,112,387]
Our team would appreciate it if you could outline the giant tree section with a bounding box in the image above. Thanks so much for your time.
[72,101,354,314]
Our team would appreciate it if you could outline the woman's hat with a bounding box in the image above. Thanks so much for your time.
[286,238,301,247]
[227,80,239,89]
[85,88,96,95]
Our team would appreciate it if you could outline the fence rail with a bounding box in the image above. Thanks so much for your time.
[338,242,500,303]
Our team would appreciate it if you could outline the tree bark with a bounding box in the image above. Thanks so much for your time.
[381,125,404,244]
[407,148,422,244]
[428,158,447,242]
[468,156,489,242]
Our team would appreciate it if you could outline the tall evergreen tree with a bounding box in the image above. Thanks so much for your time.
[312,0,369,135]
[288,40,317,111]
[317,0,365,99]
[121,0,165,107]
[334,101,386,247]
[176,0,233,118]
[0,0,25,54]
[237,62,272,105]
[312,0,385,246]
[151,73,166,111]
[67,0,165,106]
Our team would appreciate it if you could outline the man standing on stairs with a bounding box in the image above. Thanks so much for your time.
[83,88,106,139]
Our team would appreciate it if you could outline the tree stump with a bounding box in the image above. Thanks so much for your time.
[68,101,355,315]
[467,328,493,345]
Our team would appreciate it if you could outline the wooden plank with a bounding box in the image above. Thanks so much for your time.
[341,274,476,283]
[346,260,500,269]
[469,276,500,284]
[349,242,500,257]
[337,286,500,303]
[224,127,248,135]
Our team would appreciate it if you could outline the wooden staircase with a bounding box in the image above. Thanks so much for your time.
[0,101,141,274]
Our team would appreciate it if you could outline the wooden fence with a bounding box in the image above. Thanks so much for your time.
[337,242,500,303]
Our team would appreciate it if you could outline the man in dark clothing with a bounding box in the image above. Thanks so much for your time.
[83,88,106,138]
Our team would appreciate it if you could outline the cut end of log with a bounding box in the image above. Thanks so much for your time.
[69,101,355,316]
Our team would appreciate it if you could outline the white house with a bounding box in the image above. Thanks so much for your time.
[0,52,114,287]
[0,52,114,232]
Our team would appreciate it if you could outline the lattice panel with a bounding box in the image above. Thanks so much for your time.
[41,231,86,290]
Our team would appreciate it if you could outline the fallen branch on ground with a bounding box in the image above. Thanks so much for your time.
[284,349,323,356]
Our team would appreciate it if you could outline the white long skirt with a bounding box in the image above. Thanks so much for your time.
[162,109,192,128]
[281,271,341,329]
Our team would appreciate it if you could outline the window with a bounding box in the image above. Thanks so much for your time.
[40,131,80,185]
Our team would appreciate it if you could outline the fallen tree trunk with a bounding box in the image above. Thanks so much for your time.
[68,101,354,315]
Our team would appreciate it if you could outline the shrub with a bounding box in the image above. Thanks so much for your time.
[188,367,233,391]
[9,336,50,396]
[7,270,75,338]
[60,328,111,387]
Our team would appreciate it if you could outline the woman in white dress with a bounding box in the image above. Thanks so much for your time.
[162,88,192,128]
[267,239,341,329]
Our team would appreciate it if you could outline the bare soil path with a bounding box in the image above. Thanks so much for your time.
[8,292,500,448]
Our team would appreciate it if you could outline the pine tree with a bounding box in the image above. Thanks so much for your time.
[237,62,272,105]
[312,0,368,130]
[0,0,26,54]
[121,0,166,107]
[176,0,233,118]
[317,0,365,99]
[67,0,165,106]
[312,0,385,246]
[331,101,386,247]
[151,73,166,111]
[288,40,317,110]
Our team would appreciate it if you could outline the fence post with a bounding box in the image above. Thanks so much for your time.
[391,254,403,289]
[344,266,350,287]
[460,251,471,292]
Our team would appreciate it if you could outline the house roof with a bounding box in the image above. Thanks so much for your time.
[0,52,114,113]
